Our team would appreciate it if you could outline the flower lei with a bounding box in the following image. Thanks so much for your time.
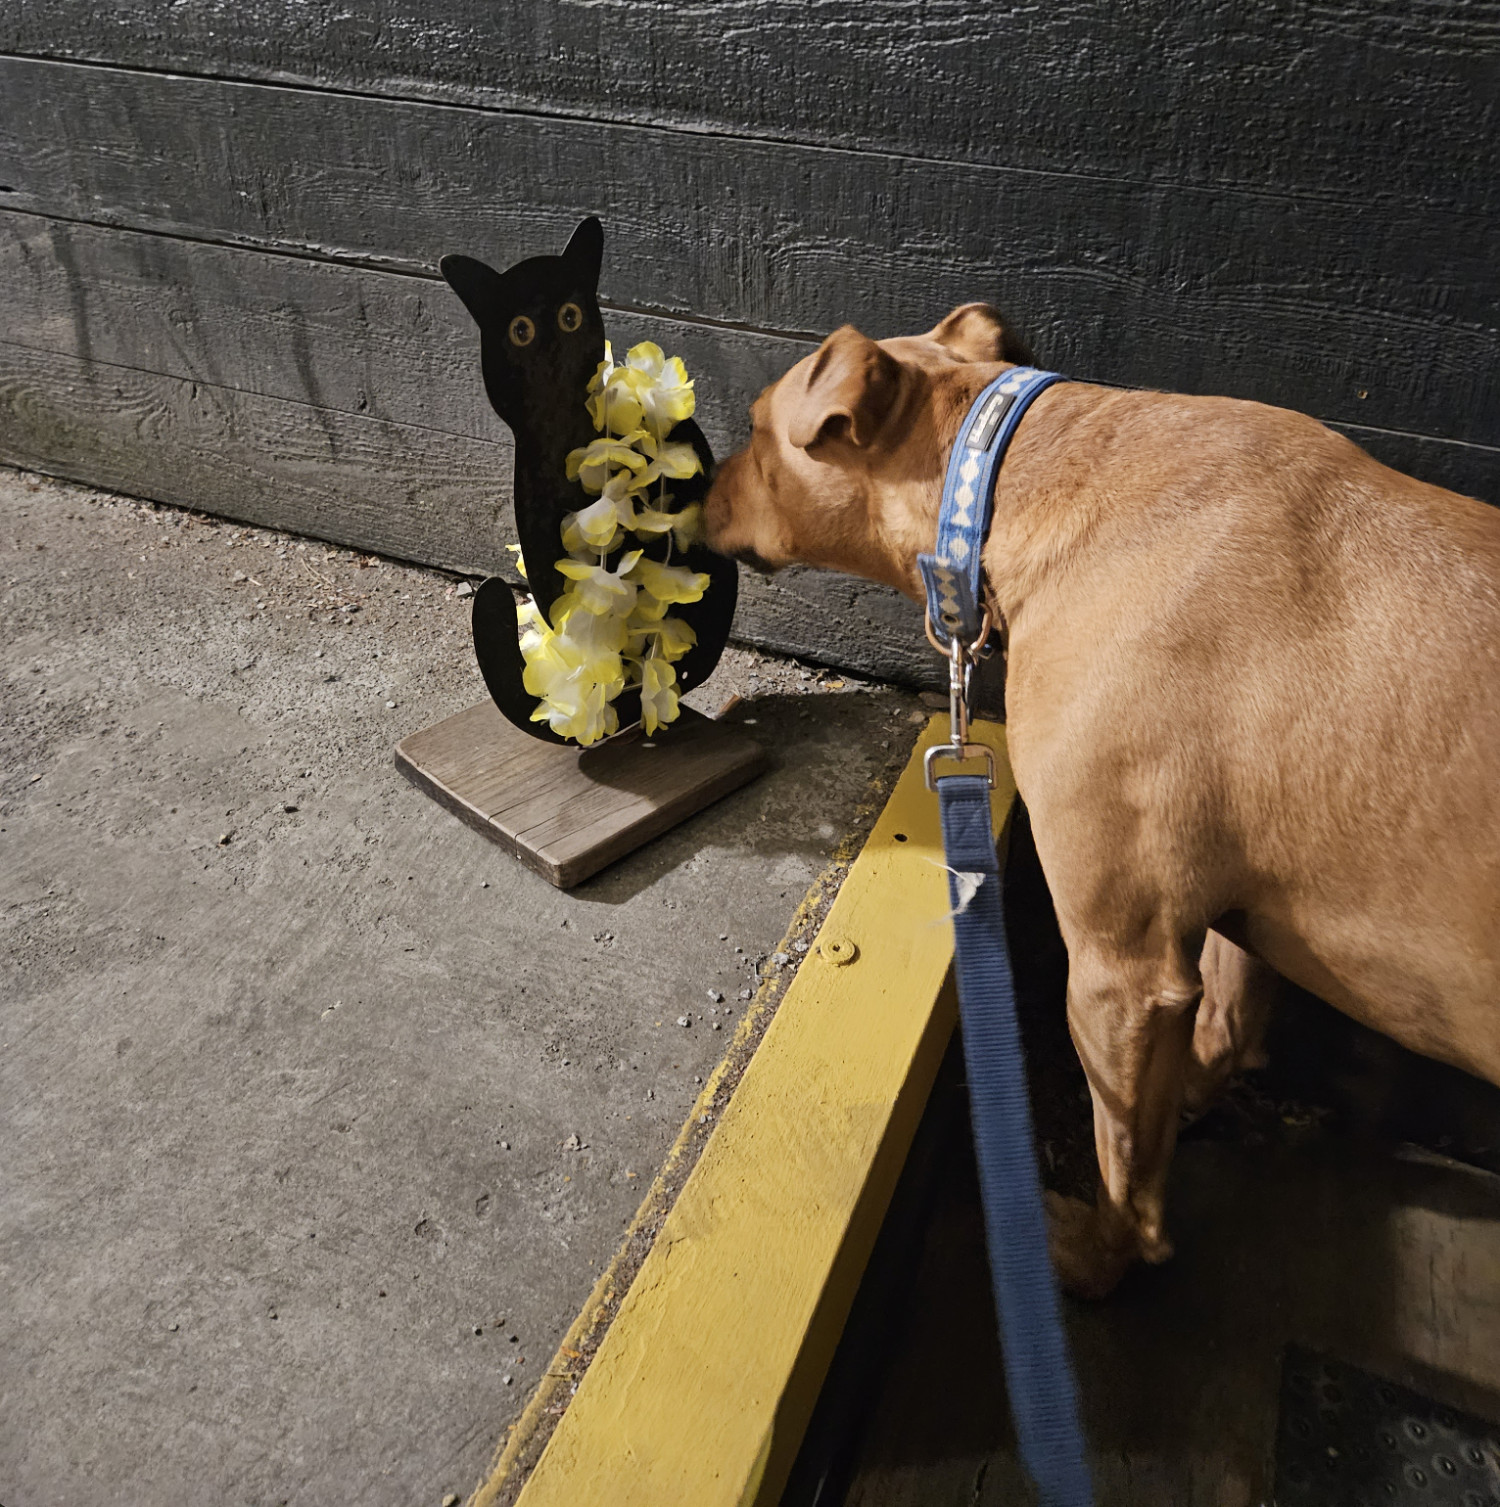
[515,341,709,746]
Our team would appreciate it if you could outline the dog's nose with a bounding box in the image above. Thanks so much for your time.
[729,545,779,576]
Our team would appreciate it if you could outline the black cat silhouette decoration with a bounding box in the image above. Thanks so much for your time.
[440,218,737,744]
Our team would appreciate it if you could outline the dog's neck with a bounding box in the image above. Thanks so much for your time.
[870,366,1103,624]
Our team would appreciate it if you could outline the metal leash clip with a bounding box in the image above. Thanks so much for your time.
[923,608,997,791]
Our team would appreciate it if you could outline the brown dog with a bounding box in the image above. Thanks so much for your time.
[704,306,1500,1297]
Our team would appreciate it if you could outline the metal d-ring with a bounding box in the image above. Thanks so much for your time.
[923,608,993,665]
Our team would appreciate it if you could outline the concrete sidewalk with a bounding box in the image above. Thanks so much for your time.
[0,469,920,1507]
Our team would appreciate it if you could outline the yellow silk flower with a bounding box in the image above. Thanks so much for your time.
[622,343,697,440]
[555,549,643,617]
[561,467,646,554]
[628,556,710,607]
[586,340,698,442]
[586,343,643,436]
[639,656,681,736]
[566,436,649,495]
[641,615,696,661]
[532,670,619,745]
[630,501,703,550]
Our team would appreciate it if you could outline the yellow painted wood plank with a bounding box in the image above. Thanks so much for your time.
[512,716,1013,1507]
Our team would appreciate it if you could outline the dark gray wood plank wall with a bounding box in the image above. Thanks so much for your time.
[2,7,1496,684]
[3,57,1495,452]
[5,1,1494,210]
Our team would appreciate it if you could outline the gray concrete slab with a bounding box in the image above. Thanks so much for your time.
[0,468,921,1507]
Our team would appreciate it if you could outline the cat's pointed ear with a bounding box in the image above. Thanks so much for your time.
[440,254,505,325]
[563,217,604,288]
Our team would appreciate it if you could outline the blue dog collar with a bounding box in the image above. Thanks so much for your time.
[918,366,1066,647]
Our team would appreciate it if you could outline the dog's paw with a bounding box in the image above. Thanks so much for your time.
[1179,1078,1215,1126]
[1135,1218,1175,1267]
[1044,1191,1136,1301]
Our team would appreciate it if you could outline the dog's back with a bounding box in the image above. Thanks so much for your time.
[1012,389,1500,1078]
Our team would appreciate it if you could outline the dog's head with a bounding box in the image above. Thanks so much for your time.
[704,304,1033,594]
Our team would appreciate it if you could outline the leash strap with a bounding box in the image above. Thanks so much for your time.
[918,366,1065,646]
[939,776,1094,1507]
[922,362,1092,1505]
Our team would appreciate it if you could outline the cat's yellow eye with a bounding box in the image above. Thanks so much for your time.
[508,315,536,347]
[557,302,583,333]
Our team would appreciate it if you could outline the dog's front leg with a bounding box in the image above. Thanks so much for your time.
[1047,937,1203,1299]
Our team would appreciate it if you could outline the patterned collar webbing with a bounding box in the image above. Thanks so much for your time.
[917,366,1066,647]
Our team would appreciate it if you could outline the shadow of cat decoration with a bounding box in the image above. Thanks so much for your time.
[440,218,738,744]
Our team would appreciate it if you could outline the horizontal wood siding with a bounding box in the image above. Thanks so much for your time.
[4,59,1494,451]
[4,2,1494,213]
[1,11,1495,678]
[0,337,511,571]
[0,211,813,453]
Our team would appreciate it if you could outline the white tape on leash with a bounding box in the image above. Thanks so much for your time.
[927,857,986,918]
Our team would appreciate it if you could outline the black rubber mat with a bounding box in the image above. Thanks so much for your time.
[1277,1346,1500,1506]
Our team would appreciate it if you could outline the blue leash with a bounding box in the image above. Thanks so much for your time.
[918,368,1093,1507]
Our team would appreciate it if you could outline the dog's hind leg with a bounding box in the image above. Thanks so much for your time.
[1046,933,1203,1299]
[1182,931,1276,1118]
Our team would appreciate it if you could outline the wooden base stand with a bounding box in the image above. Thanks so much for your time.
[395,701,768,888]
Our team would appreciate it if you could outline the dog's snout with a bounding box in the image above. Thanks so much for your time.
[702,451,744,544]
[703,451,779,574]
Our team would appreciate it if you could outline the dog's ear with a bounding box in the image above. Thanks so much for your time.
[787,326,903,456]
[928,302,1035,365]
